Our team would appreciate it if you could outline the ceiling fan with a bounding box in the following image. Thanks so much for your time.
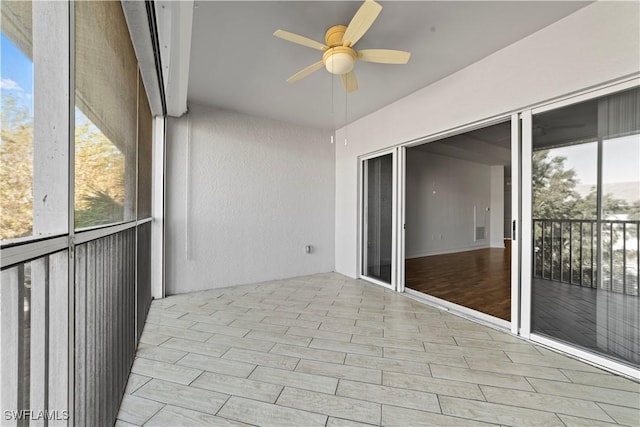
[273,0,411,92]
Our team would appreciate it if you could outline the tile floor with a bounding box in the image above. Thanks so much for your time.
[116,273,640,426]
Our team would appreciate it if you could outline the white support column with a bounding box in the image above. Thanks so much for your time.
[31,1,71,423]
[32,0,70,238]
[151,116,165,299]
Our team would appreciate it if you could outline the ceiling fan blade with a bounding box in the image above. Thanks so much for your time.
[342,0,383,47]
[358,49,411,64]
[273,29,327,51]
[341,70,358,93]
[286,61,325,83]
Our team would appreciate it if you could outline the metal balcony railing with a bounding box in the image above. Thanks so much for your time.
[532,219,640,296]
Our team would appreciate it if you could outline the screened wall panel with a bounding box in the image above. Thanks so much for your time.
[2,0,74,242]
[137,221,152,340]
[0,1,32,57]
[3,0,158,424]
[74,0,138,228]
[74,229,136,427]
[0,251,69,426]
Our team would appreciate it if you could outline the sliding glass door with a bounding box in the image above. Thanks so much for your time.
[401,119,517,325]
[361,150,397,289]
[524,86,639,372]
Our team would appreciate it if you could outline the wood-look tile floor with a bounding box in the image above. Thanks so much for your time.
[533,278,640,365]
[406,247,511,321]
[116,272,639,427]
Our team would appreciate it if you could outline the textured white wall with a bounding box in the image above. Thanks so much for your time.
[335,1,640,277]
[490,165,505,248]
[405,151,493,258]
[166,105,335,294]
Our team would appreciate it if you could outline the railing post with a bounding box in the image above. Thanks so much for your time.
[610,222,614,291]
[560,221,564,282]
[622,222,626,295]
[591,221,595,288]
[569,221,573,284]
[550,221,555,280]
[540,220,547,279]
[531,218,637,295]
[579,221,583,286]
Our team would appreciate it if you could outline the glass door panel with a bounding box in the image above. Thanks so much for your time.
[403,120,514,324]
[362,152,395,287]
[530,87,639,368]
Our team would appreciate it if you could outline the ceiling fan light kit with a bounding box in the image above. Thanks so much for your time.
[273,0,411,92]
[323,47,356,75]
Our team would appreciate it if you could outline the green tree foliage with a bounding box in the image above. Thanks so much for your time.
[573,187,632,220]
[629,201,640,221]
[533,149,636,220]
[0,93,124,240]
[74,115,125,229]
[532,150,581,219]
[0,94,33,239]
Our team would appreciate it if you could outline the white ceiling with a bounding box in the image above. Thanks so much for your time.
[187,1,590,130]
[411,120,511,167]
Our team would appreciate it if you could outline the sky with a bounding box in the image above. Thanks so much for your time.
[2,32,92,127]
[1,33,33,114]
[549,135,640,187]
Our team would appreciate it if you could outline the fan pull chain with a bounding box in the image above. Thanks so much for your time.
[331,74,335,144]
[344,81,348,145]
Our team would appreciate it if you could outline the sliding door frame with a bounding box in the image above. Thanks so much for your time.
[511,113,522,335]
[359,148,398,291]
[398,114,517,330]
[520,77,640,379]
[397,146,406,293]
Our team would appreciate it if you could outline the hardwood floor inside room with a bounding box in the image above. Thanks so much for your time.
[406,244,511,321]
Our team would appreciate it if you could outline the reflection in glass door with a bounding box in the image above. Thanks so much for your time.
[362,152,395,288]
[529,87,639,369]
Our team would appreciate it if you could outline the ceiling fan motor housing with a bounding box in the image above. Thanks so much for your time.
[325,25,347,47]
[323,25,356,75]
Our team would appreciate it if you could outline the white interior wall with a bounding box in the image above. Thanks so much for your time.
[165,104,335,294]
[405,150,494,258]
[335,1,640,277]
[490,165,505,248]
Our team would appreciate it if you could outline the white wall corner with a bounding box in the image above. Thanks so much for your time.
[156,0,193,117]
